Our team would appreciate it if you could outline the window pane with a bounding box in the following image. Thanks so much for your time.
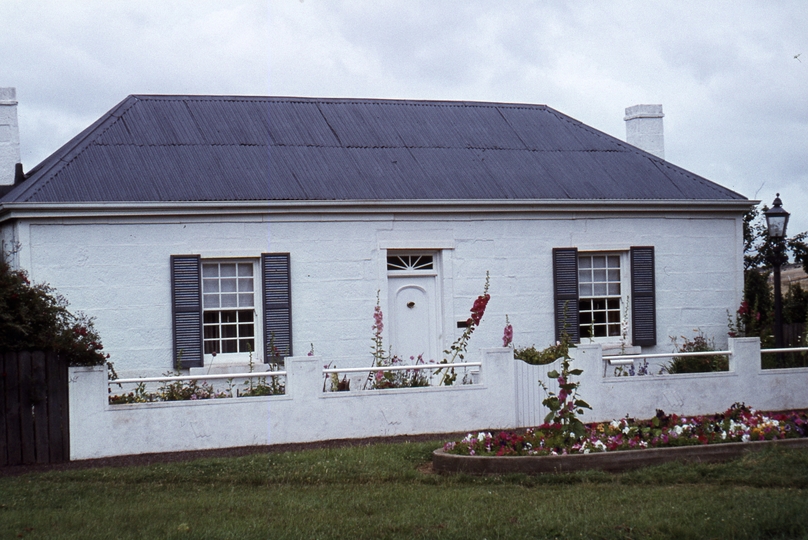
[221,311,238,323]
[608,255,620,267]
[238,278,253,292]
[239,339,255,352]
[593,283,607,296]
[239,324,255,337]
[203,311,219,324]
[220,263,237,277]
[239,310,254,322]
[579,283,593,296]
[222,324,237,338]
[221,278,237,293]
[203,279,219,293]
[204,326,219,339]
[608,269,620,281]
[608,283,621,295]
[221,294,237,308]
[222,339,238,353]
[204,342,219,354]
[579,257,591,269]
[593,269,607,282]
[238,294,254,307]
[203,294,219,308]
[592,256,606,268]
[202,264,218,277]
[238,264,253,277]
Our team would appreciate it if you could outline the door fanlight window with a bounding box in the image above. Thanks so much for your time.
[387,254,434,272]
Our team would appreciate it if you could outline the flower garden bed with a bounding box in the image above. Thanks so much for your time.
[433,437,808,474]
[435,405,808,474]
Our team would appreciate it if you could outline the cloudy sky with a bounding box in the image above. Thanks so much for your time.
[3,1,807,233]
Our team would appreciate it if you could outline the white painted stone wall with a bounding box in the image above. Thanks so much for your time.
[68,340,808,459]
[0,87,21,186]
[69,348,516,459]
[518,339,808,423]
[5,210,744,379]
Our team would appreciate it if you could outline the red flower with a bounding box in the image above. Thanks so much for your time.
[470,293,490,326]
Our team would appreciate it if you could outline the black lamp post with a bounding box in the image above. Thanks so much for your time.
[764,193,790,366]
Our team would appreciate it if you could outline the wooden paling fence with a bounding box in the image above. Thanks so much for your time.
[1,351,69,466]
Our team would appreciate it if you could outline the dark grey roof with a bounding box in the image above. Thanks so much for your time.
[1,95,746,203]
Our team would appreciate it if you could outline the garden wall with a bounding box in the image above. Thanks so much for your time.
[68,338,808,460]
[516,338,808,425]
[68,348,516,460]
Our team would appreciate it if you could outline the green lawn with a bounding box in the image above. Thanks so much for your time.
[1,441,807,539]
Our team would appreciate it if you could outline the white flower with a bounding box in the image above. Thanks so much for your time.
[742,433,750,443]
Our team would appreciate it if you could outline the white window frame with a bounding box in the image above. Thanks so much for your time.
[201,259,261,364]
[577,251,630,344]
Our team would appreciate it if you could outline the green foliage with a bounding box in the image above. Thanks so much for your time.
[514,340,569,365]
[662,330,729,374]
[0,256,106,366]
[784,282,808,325]
[538,334,590,443]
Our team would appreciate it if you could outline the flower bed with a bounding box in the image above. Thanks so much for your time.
[436,405,808,474]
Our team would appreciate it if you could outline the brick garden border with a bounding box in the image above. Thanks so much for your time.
[432,438,808,475]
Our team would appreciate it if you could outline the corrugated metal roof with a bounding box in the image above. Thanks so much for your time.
[1,95,747,203]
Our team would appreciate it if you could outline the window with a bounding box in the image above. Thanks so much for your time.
[202,261,256,355]
[170,253,292,369]
[553,247,655,346]
[387,254,434,272]
[578,254,622,340]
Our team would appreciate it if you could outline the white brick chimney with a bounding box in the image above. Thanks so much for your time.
[624,104,664,160]
[0,87,22,186]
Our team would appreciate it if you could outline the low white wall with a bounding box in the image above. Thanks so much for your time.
[69,348,516,460]
[517,338,808,423]
[69,339,808,460]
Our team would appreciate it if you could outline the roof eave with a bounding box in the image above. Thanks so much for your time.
[0,198,756,222]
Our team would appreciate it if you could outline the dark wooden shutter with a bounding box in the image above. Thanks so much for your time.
[553,247,580,343]
[171,255,203,368]
[631,246,656,346]
[262,253,292,362]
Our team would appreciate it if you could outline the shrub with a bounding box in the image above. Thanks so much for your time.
[662,330,728,374]
[0,257,106,366]
[514,340,569,365]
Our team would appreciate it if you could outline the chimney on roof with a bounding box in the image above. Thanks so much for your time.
[0,87,22,186]
[624,104,664,160]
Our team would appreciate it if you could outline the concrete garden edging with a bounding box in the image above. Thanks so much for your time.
[432,438,808,475]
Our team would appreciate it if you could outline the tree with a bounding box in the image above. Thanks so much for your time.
[0,255,107,366]
[735,204,808,342]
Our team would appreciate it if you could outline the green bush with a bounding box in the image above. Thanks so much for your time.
[0,257,107,366]
[514,338,570,366]
[662,330,728,374]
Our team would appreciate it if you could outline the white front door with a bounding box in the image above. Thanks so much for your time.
[387,276,439,362]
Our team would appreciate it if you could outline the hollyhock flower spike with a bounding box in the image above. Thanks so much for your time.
[502,315,513,347]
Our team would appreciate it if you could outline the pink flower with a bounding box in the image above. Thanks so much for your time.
[502,324,513,347]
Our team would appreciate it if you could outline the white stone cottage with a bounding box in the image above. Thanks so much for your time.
[0,92,752,378]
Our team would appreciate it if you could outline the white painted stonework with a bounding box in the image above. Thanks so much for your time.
[2,206,744,379]
[68,340,808,459]
[0,87,21,186]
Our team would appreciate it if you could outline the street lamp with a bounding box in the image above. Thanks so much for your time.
[764,193,790,365]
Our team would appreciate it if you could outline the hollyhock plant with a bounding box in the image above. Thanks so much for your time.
[502,315,513,347]
[437,272,490,385]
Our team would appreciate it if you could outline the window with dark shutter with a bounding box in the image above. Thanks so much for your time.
[171,255,203,368]
[630,246,656,346]
[553,247,580,343]
[262,253,292,363]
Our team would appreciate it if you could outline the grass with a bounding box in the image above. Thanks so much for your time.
[1,441,807,539]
